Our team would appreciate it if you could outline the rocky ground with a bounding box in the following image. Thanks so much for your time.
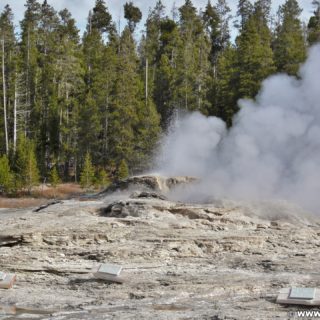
[0,175,320,319]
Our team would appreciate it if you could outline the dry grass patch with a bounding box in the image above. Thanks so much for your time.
[33,183,83,199]
[0,184,84,208]
[0,198,47,208]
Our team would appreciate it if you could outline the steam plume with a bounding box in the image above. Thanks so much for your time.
[155,45,320,212]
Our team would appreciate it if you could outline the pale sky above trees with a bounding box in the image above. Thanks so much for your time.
[0,0,314,35]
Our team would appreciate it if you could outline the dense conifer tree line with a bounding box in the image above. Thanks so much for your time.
[0,0,318,191]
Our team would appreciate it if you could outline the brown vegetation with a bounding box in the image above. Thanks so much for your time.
[0,183,84,208]
[0,198,47,209]
[32,183,83,199]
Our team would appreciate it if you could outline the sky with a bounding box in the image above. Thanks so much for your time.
[0,0,315,36]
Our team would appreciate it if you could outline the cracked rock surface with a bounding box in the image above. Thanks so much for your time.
[0,175,320,319]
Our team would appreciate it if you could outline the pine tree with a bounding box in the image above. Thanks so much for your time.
[98,40,118,165]
[0,154,14,193]
[36,1,60,174]
[107,26,159,171]
[204,0,231,63]
[215,45,238,126]
[154,18,181,128]
[19,0,41,140]
[153,0,212,123]
[117,159,129,180]
[0,5,17,155]
[175,0,211,113]
[255,0,272,22]
[107,27,137,165]
[49,165,60,187]
[124,2,142,33]
[56,9,84,179]
[82,2,117,166]
[203,0,232,119]
[82,17,105,158]
[273,0,306,75]
[142,1,166,101]
[80,152,95,189]
[134,96,160,171]
[95,168,110,188]
[308,0,320,45]
[91,0,112,34]
[235,2,275,99]
[15,134,40,193]
[77,91,102,161]
[235,0,253,30]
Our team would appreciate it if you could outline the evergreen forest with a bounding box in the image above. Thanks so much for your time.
[0,0,320,192]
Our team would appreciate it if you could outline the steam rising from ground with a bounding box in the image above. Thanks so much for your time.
[155,45,320,213]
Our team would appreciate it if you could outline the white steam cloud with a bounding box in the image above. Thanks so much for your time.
[156,45,320,213]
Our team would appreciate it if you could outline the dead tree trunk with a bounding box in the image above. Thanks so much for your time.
[1,38,9,154]
[13,74,17,153]
[145,58,148,108]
